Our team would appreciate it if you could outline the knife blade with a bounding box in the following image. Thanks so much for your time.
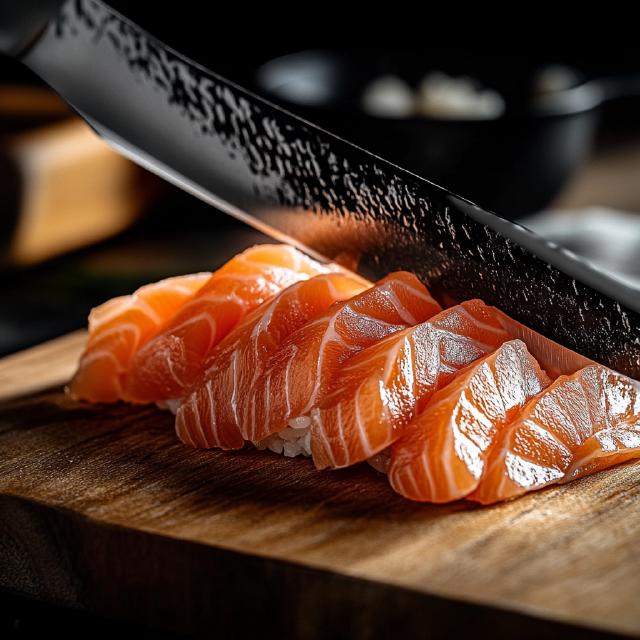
[4,0,640,378]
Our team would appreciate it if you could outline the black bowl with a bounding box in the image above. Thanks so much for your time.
[255,51,606,219]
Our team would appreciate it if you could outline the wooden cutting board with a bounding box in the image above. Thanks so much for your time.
[1,333,639,639]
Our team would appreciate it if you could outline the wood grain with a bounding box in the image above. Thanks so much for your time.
[0,331,85,402]
[0,333,639,638]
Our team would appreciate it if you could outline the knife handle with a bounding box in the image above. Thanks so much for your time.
[0,0,65,58]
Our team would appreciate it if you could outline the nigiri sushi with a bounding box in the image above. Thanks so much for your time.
[389,340,551,503]
[175,271,369,450]
[68,272,211,403]
[67,241,640,508]
[176,272,441,455]
[124,244,334,403]
[470,365,640,504]
[310,299,512,470]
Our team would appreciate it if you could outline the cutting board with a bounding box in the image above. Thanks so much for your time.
[1,333,639,639]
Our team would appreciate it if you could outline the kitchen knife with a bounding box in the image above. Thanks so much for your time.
[1,0,639,378]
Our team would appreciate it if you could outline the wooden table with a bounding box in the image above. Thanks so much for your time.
[1,334,639,638]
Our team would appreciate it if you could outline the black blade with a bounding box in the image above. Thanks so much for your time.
[19,0,640,379]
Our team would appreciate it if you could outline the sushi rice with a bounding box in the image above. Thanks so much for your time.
[160,397,387,465]
[254,416,312,457]
[159,399,313,457]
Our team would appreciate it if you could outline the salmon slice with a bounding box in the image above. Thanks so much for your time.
[491,308,595,378]
[389,340,551,503]
[124,244,332,403]
[311,299,512,470]
[175,272,370,449]
[470,365,640,505]
[177,272,441,456]
[68,272,210,403]
[245,272,441,453]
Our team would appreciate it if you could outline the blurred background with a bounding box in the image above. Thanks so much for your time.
[1,3,640,357]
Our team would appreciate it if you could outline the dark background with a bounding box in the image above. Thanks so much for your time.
[1,3,640,357]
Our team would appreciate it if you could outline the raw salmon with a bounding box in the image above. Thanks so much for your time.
[491,308,595,378]
[311,299,512,470]
[124,245,332,403]
[176,272,441,455]
[68,272,210,403]
[175,272,369,449]
[470,365,640,504]
[389,340,551,502]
